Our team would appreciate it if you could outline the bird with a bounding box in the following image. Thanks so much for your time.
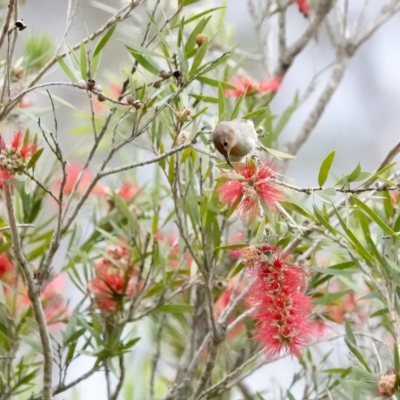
[212,119,258,167]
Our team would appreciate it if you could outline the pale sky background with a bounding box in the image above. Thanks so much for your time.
[9,0,400,398]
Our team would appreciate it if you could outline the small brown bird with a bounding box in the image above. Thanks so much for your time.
[212,119,258,167]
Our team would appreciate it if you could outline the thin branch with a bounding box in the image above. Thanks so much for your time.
[150,316,165,400]
[355,0,400,49]
[3,182,53,400]
[0,224,33,231]
[99,132,203,178]
[374,140,400,175]
[110,355,125,400]
[276,0,333,76]
[284,54,349,159]
[273,178,399,194]
[0,0,15,49]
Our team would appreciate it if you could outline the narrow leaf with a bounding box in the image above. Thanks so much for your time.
[318,150,336,187]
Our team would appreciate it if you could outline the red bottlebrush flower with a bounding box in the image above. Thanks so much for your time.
[236,245,313,357]
[0,130,38,175]
[88,261,135,311]
[258,76,283,93]
[0,253,14,279]
[117,180,139,200]
[11,130,22,150]
[295,0,310,17]
[217,160,281,220]
[225,76,259,98]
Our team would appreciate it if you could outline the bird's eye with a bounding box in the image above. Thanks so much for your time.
[223,141,228,147]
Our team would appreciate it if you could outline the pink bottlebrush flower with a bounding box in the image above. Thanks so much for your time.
[295,0,310,17]
[41,275,70,327]
[60,163,105,197]
[88,261,135,312]
[235,245,314,357]
[11,130,22,150]
[258,76,283,93]
[225,75,283,98]
[17,99,33,108]
[225,76,259,97]
[217,160,282,220]
[18,274,69,328]
[117,180,139,201]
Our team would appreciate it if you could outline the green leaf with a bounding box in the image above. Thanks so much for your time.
[345,338,372,373]
[361,162,397,186]
[280,200,315,220]
[26,148,44,170]
[318,150,336,186]
[173,7,225,28]
[184,17,211,57]
[242,107,269,120]
[395,343,400,375]
[190,36,209,75]
[196,76,236,89]
[352,195,397,238]
[310,266,356,276]
[262,146,295,159]
[56,55,77,82]
[126,46,160,75]
[190,94,218,104]
[218,83,226,120]
[347,162,361,182]
[90,53,101,78]
[313,205,339,235]
[286,391,296,400]
[157,304,194,313]
[79,42,87,80]
[93,25,116,58]
[230,94,244,120]
[345,320,357,345]
[198,52,230,76]
[334,206,375,263]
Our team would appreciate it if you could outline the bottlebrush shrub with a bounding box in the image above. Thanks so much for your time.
[0,2,399,400]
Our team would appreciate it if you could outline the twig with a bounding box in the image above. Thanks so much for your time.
[284,54,349,160]
[0,223,33,231]
[99,132,203,178]
[355,0,400,49]
[276,0,333,76]
[0,0,14,49]
[3,182,53,400]
[150,316,165,400]
[110,355,125,400]
[272,178,399,194]
[374,140,400,176]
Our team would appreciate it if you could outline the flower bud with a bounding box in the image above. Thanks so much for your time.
[159,70,172,79]
[77,80,86,89]
[176,131,190,145]
[196,33,207,47]
[97,93,106,102]
[378,374,396,396]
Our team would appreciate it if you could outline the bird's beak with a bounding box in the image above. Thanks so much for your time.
[225,155,234,168]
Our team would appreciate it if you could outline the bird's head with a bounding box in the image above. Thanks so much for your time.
[212,123,237,168]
